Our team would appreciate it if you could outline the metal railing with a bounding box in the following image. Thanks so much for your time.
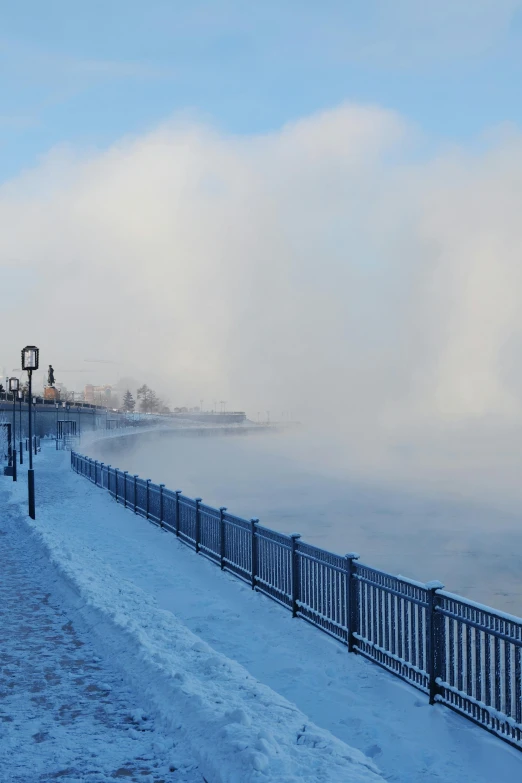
[71,450,522,750]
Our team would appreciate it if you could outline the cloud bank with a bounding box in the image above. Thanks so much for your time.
[2,104,522,451]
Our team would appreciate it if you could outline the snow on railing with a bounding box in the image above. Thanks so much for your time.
[70,450,522,751]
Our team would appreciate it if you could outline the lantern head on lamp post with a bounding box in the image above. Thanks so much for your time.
[21,346,39,373]
[8,377,19,480]
[21,345,39,519]
[9,376,19,395]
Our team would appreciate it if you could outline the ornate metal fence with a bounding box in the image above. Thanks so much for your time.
[71,450,522,750]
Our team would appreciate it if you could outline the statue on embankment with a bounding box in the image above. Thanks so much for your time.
[43,364,60,401]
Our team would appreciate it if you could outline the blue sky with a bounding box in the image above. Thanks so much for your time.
[1,1,522,181]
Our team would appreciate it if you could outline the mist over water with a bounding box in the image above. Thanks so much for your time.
[88,427,522,615]
[4,102,522,617]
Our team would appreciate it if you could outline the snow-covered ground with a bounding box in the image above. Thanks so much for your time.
[3,444,521,782]
[3,448,385,783]
[0,481,202,782]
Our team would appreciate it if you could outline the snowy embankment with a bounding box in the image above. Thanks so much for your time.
[7,447,385,783]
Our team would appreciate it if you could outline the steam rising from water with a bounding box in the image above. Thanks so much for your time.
[2,104,522,507]
[89,429,522,613]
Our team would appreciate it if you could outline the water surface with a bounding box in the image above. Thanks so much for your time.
[88,428,522,615]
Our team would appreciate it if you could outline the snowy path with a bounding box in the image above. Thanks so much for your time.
[4,452,385,783]
[0,486,202,783]
[5,445,522,782]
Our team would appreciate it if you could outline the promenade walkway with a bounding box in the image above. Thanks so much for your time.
[0,482,202,783]
[3,445,522,783]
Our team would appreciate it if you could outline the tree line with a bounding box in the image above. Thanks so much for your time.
[122,385,167,414]
[1,381,169,414]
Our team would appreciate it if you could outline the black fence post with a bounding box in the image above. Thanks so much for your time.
[195,498,202,553]
[290,533,301,617]
[146,479,151,519]
[115,468,119,502]
[344,553,360,652]
[100,463,104,489]
[159,484,165,527]
[133,474,138,513]
[426,580,445,704]
[94,460,98,486]
[123,471,128,507]
[107,465,111,495]
[175,491,181,536]
[251,518,259,589]
[28,469,35,519]
[219,507,227,570]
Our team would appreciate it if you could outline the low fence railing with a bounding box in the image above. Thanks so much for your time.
[71,450,522,750]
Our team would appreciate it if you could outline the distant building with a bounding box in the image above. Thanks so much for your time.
[84,384,116,407]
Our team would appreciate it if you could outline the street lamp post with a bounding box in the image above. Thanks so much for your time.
[62,401,70,442]
[22,345,39,519]
[8,378,19,481]
[33,397,37,455]
[18,390,23,464]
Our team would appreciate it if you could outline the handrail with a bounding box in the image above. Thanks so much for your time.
[70,449,522,751]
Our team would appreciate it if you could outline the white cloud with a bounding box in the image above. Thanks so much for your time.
[1,104,522,442]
